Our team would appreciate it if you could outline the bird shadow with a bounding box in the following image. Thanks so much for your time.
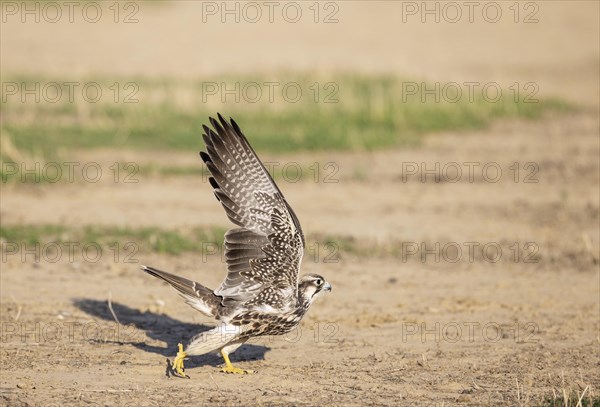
[72,298,270,368]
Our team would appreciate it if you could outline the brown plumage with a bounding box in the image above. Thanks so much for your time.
[141,114,331,376]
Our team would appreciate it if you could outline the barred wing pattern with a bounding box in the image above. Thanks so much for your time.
[200,114,305,308]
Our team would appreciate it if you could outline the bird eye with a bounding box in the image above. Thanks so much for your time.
[315,279,322,285]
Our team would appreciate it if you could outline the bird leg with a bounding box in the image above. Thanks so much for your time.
[170,343,190,378]
[221,349,253,374]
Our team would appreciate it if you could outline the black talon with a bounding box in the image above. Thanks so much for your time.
[165,358,172,378]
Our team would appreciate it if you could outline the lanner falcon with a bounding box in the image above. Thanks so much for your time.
[141,114,331,377]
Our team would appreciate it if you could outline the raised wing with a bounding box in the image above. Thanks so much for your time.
[200,114,304,307]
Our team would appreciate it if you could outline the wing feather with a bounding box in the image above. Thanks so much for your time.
[201,114,304,308]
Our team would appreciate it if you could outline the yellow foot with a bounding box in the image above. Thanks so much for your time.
[221,365,253,374]
[220,348,253,374]
[170,343,190,378]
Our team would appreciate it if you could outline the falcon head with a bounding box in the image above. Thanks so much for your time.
[298,274,332,305]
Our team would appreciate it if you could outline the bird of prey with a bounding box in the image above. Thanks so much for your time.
[141,114,331,377]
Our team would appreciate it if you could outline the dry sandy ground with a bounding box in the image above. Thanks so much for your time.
[1,110,598,406]
[1,1,600,406]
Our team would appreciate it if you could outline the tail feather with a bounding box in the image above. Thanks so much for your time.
[141,265,220,317]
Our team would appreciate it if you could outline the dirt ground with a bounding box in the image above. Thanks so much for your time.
[1,2,599,406]
[2,110,599,406]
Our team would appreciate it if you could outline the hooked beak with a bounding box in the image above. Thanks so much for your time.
[323,282,332,292]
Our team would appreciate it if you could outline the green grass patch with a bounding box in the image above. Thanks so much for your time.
[0,224,227,256]
[539,393,599,407]
[1,73,572,162]
[0,224,544,265]
[0,224,67,245]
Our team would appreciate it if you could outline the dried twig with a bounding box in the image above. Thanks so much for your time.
[576,385,589,407]
[9,294,22,321]
[108,291,121,325]
[209,373,222,394]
